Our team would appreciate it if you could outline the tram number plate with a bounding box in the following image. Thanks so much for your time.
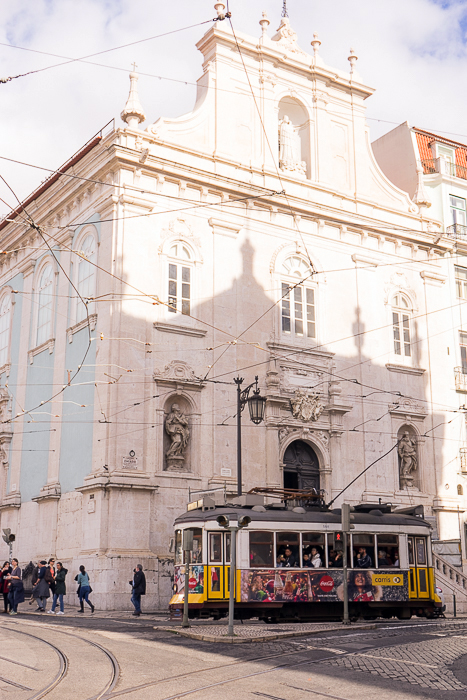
[371,573,403,586]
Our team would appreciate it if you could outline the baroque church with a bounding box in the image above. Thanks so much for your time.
[0,6,465,608]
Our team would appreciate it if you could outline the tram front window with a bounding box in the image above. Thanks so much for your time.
[352,534,375,568]
[175,530,183,565]
[376,534,399,567]
[276,532,299,567]
[302,532,325,568]
[175,528,203,564]
[249,531,274,568]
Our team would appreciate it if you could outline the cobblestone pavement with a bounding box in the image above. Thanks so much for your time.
[1,615,467,699]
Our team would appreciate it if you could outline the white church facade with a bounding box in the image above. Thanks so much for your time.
[0,7,465,609]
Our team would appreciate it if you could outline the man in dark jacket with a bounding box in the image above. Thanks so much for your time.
[130,564,146,616]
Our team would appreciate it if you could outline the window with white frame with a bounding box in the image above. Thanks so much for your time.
[455,266,467,299]
[450,195,466,227]
[392,294,411,358]
[0,293,11,367]
[460,332,467,374]
[36,264,54,346]
[281,256,316,339]
[167,243,192,316]
[75,234,97,323]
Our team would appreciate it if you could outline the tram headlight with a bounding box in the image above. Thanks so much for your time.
[217,515,230,528]
[238,515,251,529]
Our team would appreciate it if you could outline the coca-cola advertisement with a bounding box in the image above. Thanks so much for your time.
[240,569,408,603]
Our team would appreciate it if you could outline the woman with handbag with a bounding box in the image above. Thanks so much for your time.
[76,565,94,614]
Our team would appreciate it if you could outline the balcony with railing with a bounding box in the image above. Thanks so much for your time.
[421,158,467,180]
[454,366,467,391]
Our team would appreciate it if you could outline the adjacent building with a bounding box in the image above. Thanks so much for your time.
[0,7,465,608]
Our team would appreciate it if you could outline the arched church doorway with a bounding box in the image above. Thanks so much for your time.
[283,440,320,490]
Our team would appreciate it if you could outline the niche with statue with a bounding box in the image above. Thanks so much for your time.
[163,395,192,472]
[278,96,310,178]
[397,425,419,490]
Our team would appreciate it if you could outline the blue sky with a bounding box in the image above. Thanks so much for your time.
[1,0,467,215]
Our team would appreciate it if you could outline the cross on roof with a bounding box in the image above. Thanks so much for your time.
[131,62,138,72]
[281,0,288,18]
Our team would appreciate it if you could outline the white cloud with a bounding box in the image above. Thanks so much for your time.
[0,0,466,216]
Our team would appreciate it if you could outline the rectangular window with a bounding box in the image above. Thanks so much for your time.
[450,195,466,228]
[328,532,349,569]
[376,534,399,568]
[249,531,274,568]
[302,532,325,568]
[352,534,375,569]
[276,531,300,567]
[281,283,316,338]
[209,532,222,563]
[168,264,177,313]
[393,312,411,357]
[460,332,467,373]
[455,266,467,299]
[281,283,291,333]
[168,264,191,315]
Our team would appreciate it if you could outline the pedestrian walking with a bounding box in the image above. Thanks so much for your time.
[32,561,51,612]
[49,562,67,615]
[129,564,146,616]
[0,562,11,613]
[7,558,24,615]
[76,565,94,614]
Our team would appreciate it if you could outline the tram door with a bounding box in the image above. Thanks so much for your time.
[408,536,429,599]
[207,532,231,599]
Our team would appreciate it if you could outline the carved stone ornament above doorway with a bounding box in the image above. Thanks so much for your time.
[290,389,323,422]
[153,360,203,391]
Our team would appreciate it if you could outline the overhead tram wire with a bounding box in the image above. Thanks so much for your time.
[2,35,467,146]
[0,18,217,84]
[0,178,94,424]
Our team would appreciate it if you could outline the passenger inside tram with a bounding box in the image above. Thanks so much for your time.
[355,546,373,568]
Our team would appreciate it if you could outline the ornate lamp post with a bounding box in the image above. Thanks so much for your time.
[234,375,266,496]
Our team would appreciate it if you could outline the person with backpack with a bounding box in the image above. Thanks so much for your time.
[76,565,94,614]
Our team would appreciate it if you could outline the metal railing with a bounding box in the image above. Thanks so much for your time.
[433,552,467,593]
[447,223,467,239]
[455,367,467,391]
[421,158,467,180]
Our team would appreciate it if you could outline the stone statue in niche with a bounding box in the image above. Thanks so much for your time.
[290,389,323,422]
[398,431,418,488]
[279,116,306,175]
[165,403,190,470]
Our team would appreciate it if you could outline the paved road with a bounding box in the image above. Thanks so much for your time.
[1,614,467,699]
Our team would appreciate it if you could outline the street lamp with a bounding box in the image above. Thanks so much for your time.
[234,375,266,496]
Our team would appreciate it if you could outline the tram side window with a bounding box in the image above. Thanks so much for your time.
[302,533,325,568]
[276,532,300,567]
[352,534,375,569]
[249,531,274,568]
[175,530,183,565]
[376,534,399,568]
[209,532,223,563]
[189,528,203,564]
[328,532,349,568]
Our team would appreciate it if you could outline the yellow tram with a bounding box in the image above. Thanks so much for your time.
[169,493,441,621]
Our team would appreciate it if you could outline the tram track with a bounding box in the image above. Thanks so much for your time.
[0,621,119,699]
[103,620,467,700]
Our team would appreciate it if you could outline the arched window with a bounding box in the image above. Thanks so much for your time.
[0,294,11,367]
[392,294,412,358]
[281,256,315,339]
[76,234,97,322]
[168,243,192,316]
[458,484,463,496]
[36,264,54,346]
